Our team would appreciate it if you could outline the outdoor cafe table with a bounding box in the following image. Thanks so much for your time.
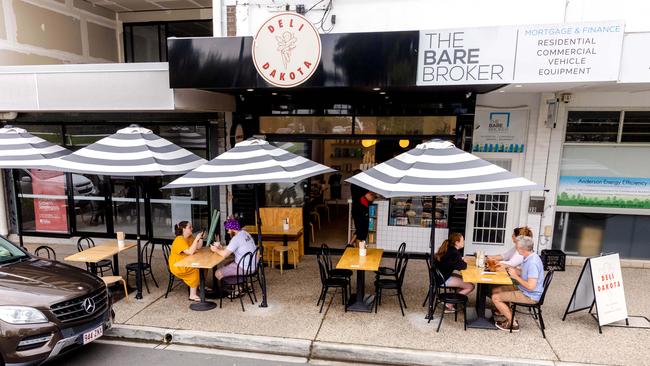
[336,247,384,312]
[64,241,136,276]
[243,225,303,270]
[174,247,226,311]
[460,258,513,330]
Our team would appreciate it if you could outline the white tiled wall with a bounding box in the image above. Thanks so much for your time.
[375,200,448,253]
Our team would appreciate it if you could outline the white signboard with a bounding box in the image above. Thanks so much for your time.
[416,21,625,85]
[590,254,628,326]
[619,32,650,83]
[472,109,529,153]
[417,27,517,85]
[513,21,625,83]
[252,12,322,88]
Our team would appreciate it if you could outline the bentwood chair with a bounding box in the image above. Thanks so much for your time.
[316,254,349,313]
[77,237,113,275]
[375,242,406,281]
[509,270,555,338]
[374,254,409,316]
[34,245,56,260]
[431,265,469,332]
[162,243,182,298]
[220,252,256,312]
[321,244,352,297]
[126,240,159,294]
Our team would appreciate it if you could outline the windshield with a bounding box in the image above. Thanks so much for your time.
[0,236,28,264]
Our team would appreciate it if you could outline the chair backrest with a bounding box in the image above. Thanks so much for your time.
[316,254,329,285]
[320,243,334,272]
[536,270,555,306]
[236,252,255,281]
[141,241,156,265]
[161,244,172,273]
[77,236,95,252]
[393,242,407,271]
[35,245,56,260]
[396,255,409,285]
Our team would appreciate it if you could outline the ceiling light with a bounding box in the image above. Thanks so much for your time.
[271,92,278,95]
[246,88,254,92]
[379,91,386,95]
[361,139,377,148]
[399,140,410,148]
[372,87,381,91]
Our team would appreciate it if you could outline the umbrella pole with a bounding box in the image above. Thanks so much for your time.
[135,178,143,300]
[426,195,436,320]
[255,184,268,307]
[11,169,24,248]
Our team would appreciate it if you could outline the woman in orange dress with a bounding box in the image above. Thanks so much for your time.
[168,220,204,301]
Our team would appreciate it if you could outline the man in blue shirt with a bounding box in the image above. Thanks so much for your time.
[491,236,545,332]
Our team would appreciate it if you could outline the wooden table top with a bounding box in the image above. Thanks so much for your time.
[461,258,513,285]
[64,241,136,263]
[336,248,384,271]
[242,225,303,237]
[174,247,226,269]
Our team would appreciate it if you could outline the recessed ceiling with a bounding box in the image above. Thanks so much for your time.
[85,0,211,13]
[491,82,650,94]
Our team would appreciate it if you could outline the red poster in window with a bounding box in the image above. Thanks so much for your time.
[31,169,68,232]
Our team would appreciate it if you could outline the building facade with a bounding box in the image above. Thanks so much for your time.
[1,0,649,260]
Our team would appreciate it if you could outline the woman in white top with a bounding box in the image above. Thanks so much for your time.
[488,227,533,269]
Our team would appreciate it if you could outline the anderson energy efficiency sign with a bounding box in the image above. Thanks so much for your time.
[417,20,625,85]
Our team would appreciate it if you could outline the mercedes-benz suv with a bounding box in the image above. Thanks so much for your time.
[0,236,113,365]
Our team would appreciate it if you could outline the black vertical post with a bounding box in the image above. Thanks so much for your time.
[135,178,143,300]
[11,169,24,248]
[426,195,436,319]
[255,184,268,307]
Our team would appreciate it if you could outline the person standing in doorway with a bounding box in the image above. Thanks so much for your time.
[349,190,376,245]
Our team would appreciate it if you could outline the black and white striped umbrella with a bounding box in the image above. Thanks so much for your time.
[347,139,541,197]
[0,126,71,168]
[164,138,335,188]
[50,125,206,176]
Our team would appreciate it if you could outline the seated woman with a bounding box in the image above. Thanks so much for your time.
[434,232,475,312]
[488,226,533,269]
[168,221,205,302]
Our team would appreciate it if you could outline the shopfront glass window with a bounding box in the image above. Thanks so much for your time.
[13,125,63,144]
[265,142,309,206]
[552,211,650,259]
[565,111,621,143]
[148,176,209,240]
[72,174,107,234]
[111,177,145,236]
[388,197,448,228]
[355,116,456,135]
[65,125,115,147]
[622,111,650,143]
[157,125,208,158]
[16,169,69,234]
[260,116,353,134]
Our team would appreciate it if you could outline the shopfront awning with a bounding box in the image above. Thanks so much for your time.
[0,62,235,112]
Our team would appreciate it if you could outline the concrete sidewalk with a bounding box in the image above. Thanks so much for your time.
[22,239,650,366]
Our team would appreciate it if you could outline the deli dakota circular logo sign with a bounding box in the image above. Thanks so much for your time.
[252,12,321,88]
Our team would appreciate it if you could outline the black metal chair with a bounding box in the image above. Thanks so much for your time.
[509,270,555,338]
[240,246,264,303]
[77,237,113,275]
[321,244,352,297]
[162,243,182,298]
[422,255,458,308]
[220,252,256,312]
[316,254,349,313]
[431,265,468,332]
[34,245,56,260]
[126,240,159,294]
[375,242,406,281]
[374,254,409,316]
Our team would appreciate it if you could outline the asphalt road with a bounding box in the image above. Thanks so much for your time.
[44,339,310,366]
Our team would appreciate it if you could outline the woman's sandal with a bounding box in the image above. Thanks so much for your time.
[189,297,201,302]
